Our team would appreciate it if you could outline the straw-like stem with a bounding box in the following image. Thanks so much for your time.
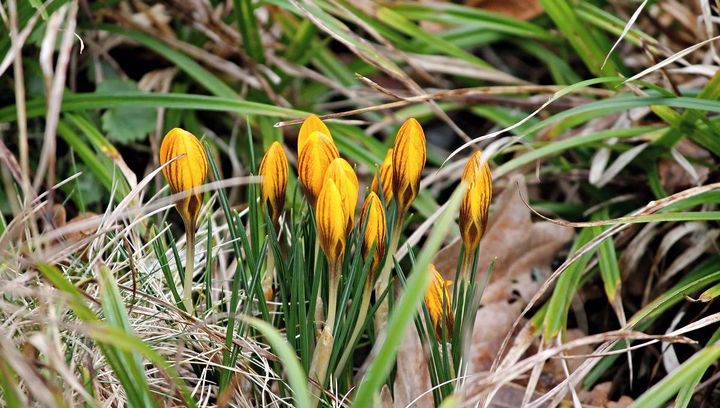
[183,218,196,315]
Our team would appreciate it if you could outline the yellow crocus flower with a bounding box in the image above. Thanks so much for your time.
[325,158,359,233]
[459,151,492,254]
[371,148,393,202]
[159,128,208,227]
[298,131,339,206]
[392,118,426,216]
[360,192,387,272]
[297,114,331,156]
[259,142,289,225]
[424,264,454,338]
[316,179,347,267]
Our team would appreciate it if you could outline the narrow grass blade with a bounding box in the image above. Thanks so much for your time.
[233,0,265,63]
[629,344,720,408]
[539,0,621,77]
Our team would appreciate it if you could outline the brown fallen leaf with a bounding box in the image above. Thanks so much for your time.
[394,325,434,408]
[579,381,634,408]
[466,0,543,21]
[380,384,394,408]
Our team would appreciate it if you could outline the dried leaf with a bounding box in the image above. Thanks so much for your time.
[394,325,433,408]
[579,381,634,407]
[380,384,394,408]
[467,0,543,21]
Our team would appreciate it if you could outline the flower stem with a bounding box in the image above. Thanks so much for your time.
[374,217,402,336]
[335,277,373,377]
[309,261,340,407]
[325,262,339,336]
[183,219,196,316]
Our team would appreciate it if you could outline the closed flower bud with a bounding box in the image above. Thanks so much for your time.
[459,152,492,254]
[316,179,347,267]
[392,118,426,216]
[462,150,489,183]
[371,148,393,202]
[424,264,454,338]
[325,158,359,233]
[259,142,289,225]
[360,192,387,272]
[298,131,339,206]
[159,128,208,226]
[298,114,331,156]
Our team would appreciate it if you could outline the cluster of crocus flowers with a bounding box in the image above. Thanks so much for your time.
[294,115,363,390]
[159,128,208,314]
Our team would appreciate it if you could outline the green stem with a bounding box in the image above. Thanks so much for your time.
[335,277,373,377]
[183,220,196,316]
[374,218,402,335]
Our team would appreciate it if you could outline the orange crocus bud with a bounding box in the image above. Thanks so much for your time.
[298,131,339,206]
[259,142,289,225]
[459,151,492,254]
[371,148,393,202]
[325,158,359,233]
[298,114,331,156]
[316,179,347,267]
[424,264,454,339]
[360,192,387,272]
[392,118,426,216]
[159,128,208,227]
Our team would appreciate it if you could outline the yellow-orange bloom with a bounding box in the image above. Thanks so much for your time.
[259,142,288,225]
[371,148,393,202]
[316,179,347,266]
[298,114,331,155]
[159,128,208,226]
[325,158,359,233]
[424,264,454,338]
[392,118,426,216]
[459,152,492,253]
[360,192,387,272]
[298,131,339,206]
